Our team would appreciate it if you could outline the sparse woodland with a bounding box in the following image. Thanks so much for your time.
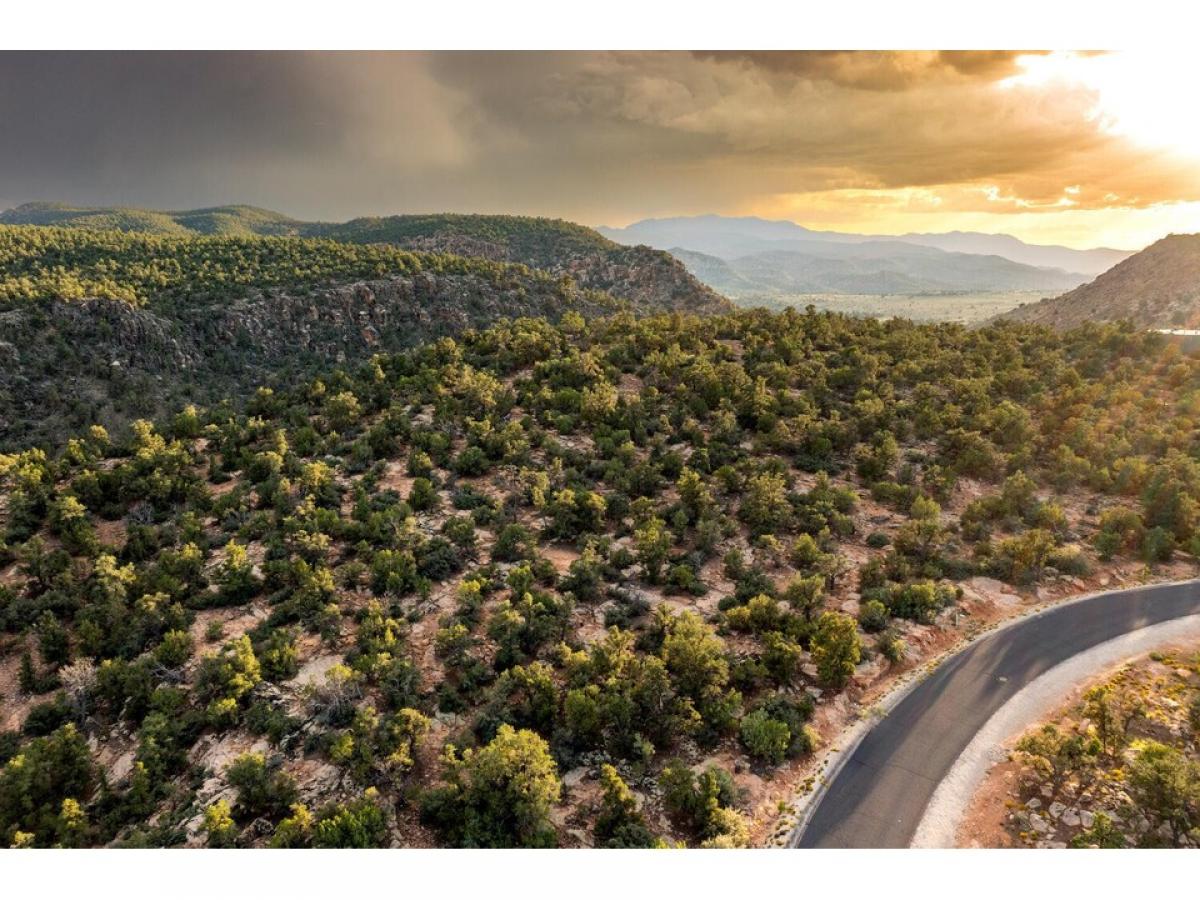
[2,222,1200,848]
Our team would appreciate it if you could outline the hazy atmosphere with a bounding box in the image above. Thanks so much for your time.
[2,50,1198,249]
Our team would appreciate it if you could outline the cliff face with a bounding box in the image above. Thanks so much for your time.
[388,233,731,317]
[1000,234,1200,330]
[0,272,619,450]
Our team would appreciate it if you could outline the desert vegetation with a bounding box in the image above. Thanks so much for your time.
[985,648,1200,848]
[2,302,1199,847]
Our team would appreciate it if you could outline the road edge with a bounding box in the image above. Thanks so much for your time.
[780,575,1200,849]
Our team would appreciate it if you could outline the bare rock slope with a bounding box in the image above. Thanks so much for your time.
[1001,234,1200,330]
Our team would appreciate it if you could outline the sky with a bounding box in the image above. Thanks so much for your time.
[1,50,1198,250]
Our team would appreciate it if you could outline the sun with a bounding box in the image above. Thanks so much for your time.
[1003,51,1200,162]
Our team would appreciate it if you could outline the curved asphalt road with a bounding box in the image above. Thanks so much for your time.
[794,580,1200,848]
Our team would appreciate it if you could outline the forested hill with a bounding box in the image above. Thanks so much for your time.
[0,220,734,450]
[0,205,732,317]
[0,225,628,450]
[0,203,305,238]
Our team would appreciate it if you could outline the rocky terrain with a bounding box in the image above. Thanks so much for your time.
[1001,233,1200,330]
[388,229,729,317]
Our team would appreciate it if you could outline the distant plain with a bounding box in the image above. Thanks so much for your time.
[737,290,1044,325]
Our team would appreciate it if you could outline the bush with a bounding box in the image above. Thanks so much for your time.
[1047,546,1091,577]
[739,709,791,764]
[594,764,659,848]
[857,598,890,633]
[452,446,489,477]
[0,724,95,847]
[226,752,298,821]
[1140,526,1175,563]
[659,760,746,846]
[865,531,890,549]
[312,790,390,848]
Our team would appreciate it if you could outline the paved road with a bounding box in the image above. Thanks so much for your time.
[794,580,1200,848]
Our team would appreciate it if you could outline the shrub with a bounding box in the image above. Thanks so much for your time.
[226,752,298,821]
[857,598,890,633]
[311,790,390,848]
[593,764,659,848]
[739,709,791,764]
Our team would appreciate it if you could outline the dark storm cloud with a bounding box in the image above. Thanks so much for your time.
[1,53,340,203]
[0,51,480,216]
[0,50,1194,229]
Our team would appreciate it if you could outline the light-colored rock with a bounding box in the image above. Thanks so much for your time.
[287,653,343,688]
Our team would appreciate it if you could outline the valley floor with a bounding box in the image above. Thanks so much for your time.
[736,291,1044,325]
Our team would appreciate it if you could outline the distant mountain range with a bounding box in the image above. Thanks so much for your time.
[598,215,1134,296]
[1000,234,1200,330]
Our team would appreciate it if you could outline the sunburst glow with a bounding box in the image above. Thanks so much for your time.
[1005,51,1200,161]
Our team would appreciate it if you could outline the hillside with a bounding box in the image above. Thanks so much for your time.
[0,225,633,450]
[1,308,1197,849]
[0,205,731,318]
[0,222,732,450]
[1001,234,1200,330]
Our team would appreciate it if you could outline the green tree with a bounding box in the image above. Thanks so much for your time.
[594,764,659,848]
[422,724,561,848]
[1127,740,1200,845]
[739,709,791,764]
[226,752,298,821]
[739,472,791,535]
[810,611,861,688]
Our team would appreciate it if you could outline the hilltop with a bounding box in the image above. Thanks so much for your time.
[0,202,305,238]
[1000,234,1200,330]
